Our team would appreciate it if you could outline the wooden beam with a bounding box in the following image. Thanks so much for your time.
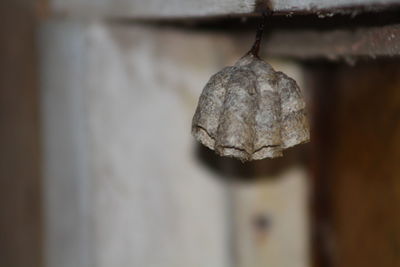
[48,0,400,18]
[263,24,400,59]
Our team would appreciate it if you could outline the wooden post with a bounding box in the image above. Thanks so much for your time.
[310,61,400,267]
[0,1,43,266]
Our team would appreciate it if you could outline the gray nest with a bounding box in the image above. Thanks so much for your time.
[192,54,310,161]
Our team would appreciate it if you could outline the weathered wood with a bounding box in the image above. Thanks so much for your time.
[86,23,231,267]
[40,20,93,267]
[49,0,400,18]
[310,61,400,267]
[263,24,400,59]
[41,21,237,267]
[233,166,310,267]
[231,61,310,267]
[0,1,43,267]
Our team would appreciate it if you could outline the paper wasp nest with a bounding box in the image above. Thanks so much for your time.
[192,54,310,161]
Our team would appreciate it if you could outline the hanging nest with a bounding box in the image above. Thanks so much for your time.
[191,12,310,161]
[192,53,309,161]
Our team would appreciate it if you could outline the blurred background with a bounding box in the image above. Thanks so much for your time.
[1,1,400,267]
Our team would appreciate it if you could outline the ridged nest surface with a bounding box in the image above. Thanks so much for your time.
[192,54,310,161]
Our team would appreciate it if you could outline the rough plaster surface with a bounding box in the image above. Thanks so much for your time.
[192,54,309,161]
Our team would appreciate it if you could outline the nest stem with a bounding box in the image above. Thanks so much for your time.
[248,9,273,57]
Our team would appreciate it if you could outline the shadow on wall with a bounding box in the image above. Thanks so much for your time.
[195,142,311,182]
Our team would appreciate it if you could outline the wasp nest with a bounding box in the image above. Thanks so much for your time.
[192,53,310,161]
